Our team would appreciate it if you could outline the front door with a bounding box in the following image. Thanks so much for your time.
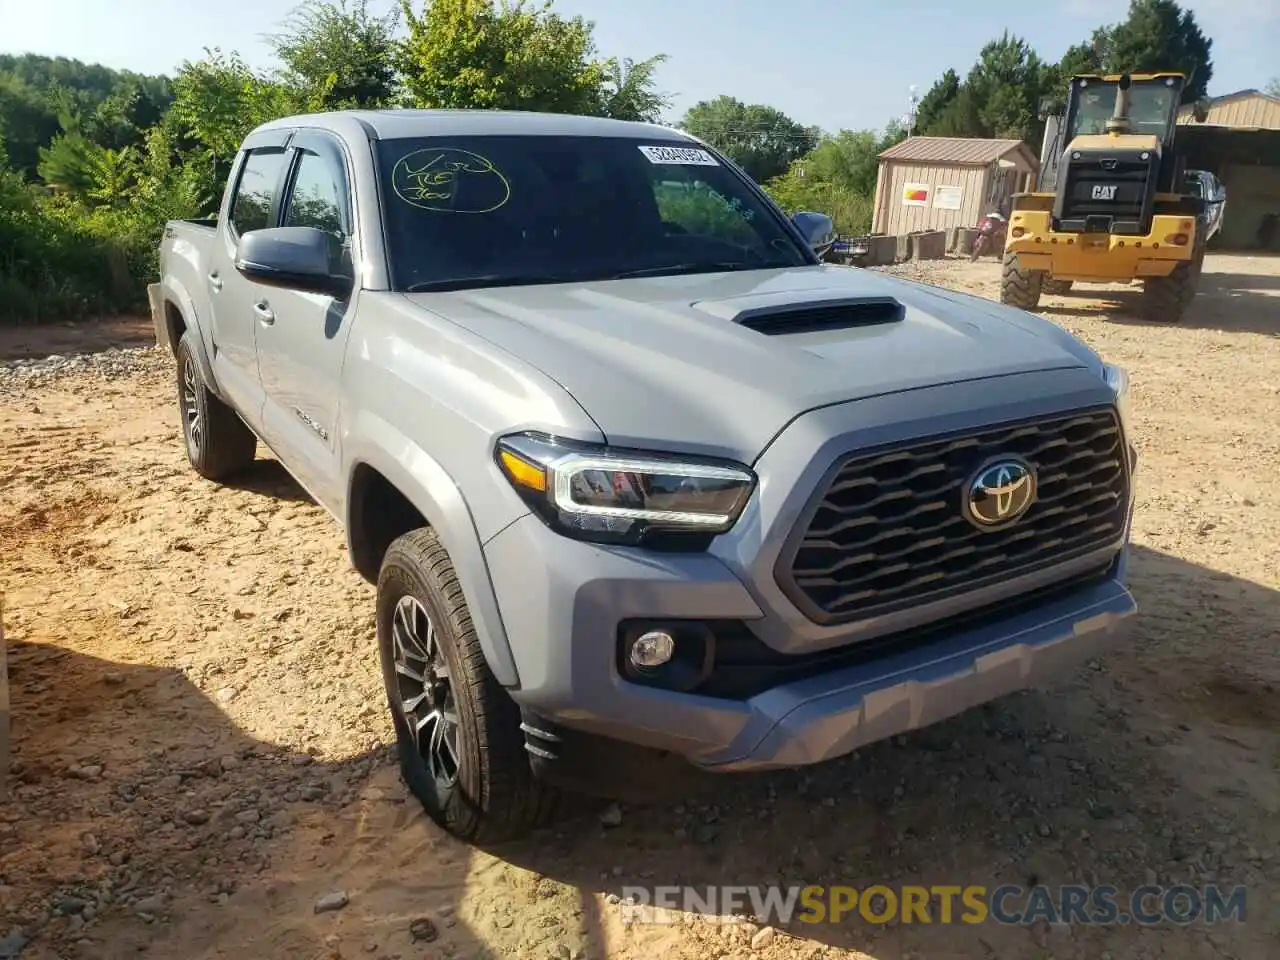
[254,131,360,512]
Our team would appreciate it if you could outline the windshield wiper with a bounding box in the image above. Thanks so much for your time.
[608,261,760,280]
[405,273,571,293]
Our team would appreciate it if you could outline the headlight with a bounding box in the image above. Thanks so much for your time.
[1102,362,1131,426]
[1103,362,1136,472]
[495,432,756,547]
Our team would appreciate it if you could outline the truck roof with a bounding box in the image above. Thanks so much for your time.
[250,109,692,143]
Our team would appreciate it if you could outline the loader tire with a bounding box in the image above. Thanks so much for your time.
[1141,260,1197,323]
[1042,278,1073,296]
[1000,254,1043,310]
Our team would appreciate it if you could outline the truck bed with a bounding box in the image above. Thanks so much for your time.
[152,219,220,350]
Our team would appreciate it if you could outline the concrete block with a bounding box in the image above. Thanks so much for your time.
[895,234,914,263]
[912,230,946,260]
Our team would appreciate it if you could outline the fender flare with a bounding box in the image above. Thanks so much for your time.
[159,276,222,400]
[344,417,521,688]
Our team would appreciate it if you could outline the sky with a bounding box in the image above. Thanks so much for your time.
[1,0,1278,135]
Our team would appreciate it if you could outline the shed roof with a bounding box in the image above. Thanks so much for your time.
[878,136,1037,168]
[1176,89,1280,129]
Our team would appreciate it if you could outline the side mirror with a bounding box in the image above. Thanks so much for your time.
[1192,97,1210,123]
[234,226,352,298]
[792,211,836,257]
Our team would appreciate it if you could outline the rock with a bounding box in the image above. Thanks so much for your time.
[409,917,438,942]
[216,687,239,704]
[71,764,103,780]
[314,891,349,914]
[183,809,210,826]
[750,926,777,949]
[0,929,28,959]
[234,809,260,824]
[56,896,89,915]
[219,755,241,772]
[134,894,166,916]
[599,803,623,828]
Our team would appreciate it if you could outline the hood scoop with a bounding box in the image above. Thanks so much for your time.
[727,296,906,336]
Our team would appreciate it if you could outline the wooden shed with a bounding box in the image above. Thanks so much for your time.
[872,137,1039,236]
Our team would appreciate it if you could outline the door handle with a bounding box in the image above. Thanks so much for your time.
[208,272,223,292]
[252,301,275,325]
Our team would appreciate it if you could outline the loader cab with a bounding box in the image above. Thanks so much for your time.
[1053,73,1188,236]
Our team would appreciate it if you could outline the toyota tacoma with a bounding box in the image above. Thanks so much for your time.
[149,110,1138,843]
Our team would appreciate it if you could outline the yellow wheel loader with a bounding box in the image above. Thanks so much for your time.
[1002,72,1206,322]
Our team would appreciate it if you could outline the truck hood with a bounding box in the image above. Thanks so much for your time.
[403,265,1102,463]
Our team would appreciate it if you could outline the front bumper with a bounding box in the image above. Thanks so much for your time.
[487,510,1133,774]
[482,368,1136,781]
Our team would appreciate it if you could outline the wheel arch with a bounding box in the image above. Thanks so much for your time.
[344,427,521,688]
[159,278,220,398]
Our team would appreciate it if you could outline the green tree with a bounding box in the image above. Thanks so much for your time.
[1268,78,1280,97]
[913,69,959,133]
[679,96,818,182]
[1094,0,1212,103]
[0,74,61,178]
[397,0,606,114]
[167,49,312,163]
[270,0,400,108]
[596,55,670,123]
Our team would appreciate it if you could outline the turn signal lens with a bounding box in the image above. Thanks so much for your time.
[1011,227,1026,238]
[498,449,547,492]
[1165,233,1189,246]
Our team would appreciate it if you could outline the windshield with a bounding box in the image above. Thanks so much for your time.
[1068,81,1178,139]
[374,135,812,291]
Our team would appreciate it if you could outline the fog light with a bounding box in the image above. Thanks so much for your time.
[630,631,675,668]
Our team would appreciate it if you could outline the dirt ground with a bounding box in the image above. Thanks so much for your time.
[1,254,1278,960]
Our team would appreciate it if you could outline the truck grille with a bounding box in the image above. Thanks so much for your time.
[1058,160,1149,231]
[781,408,1129,625]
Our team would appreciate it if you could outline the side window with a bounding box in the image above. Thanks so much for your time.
[283,148,348,237]
[652,175,758,247]
[230,149,287,236]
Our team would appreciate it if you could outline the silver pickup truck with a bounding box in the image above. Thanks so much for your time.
[150,110,1138,843]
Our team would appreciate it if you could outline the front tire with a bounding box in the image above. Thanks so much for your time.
[176,331,256,481]
[376,528,559,843]
[1000,253,1043,309]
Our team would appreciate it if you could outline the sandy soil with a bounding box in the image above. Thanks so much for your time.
[1,254,1278,960]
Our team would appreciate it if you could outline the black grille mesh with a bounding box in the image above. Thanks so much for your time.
[782,408,1129,624]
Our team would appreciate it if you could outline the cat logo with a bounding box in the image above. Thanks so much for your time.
[1091,184,1118,201]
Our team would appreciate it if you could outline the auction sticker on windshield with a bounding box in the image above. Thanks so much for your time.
[638,145,719,166]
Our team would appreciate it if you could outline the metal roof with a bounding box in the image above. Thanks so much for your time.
[878,136,1033,166]
[1176,90,1280,129]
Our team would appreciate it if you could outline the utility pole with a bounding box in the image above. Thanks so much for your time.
[907,85,919,137]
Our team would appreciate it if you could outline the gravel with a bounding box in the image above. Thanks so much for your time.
[0,345,171,396]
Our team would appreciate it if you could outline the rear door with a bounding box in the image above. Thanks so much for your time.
[253,130,360,510]
[207,130,293,426]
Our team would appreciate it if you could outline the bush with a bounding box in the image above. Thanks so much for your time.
[0,178,152,324]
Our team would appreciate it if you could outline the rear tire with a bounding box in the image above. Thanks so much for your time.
[176,331,256,481]
[1042,278,1073,296]
[377,528,560,843]
[1141,260,1198,323]
[1000,253,1043,309]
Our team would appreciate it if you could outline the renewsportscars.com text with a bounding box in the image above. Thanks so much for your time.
[619,884,1247,927]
